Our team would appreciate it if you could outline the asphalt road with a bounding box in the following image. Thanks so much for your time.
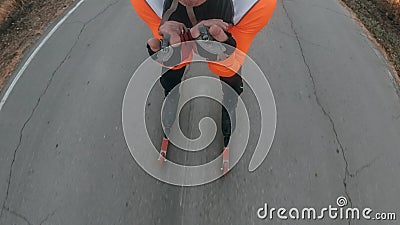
[0,0,400,224]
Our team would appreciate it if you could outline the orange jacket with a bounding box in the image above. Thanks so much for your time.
[130,0,276,77]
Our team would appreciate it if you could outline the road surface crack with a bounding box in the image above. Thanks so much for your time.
[282,1,353,224]
[2,206,33,225]
[38,209,57,225]
[349,155,380,178]
[0,23,84,221]
[2,206,56,225]
[0,0,120,221]
[84,0,121,25]
[271,27,333,52]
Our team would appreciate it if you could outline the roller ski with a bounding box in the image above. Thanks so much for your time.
[158,136,169,165]
[222,137,230,176]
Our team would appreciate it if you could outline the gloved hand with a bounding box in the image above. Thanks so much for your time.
[190,19,230,42]
[147,21,188,53]
[190,20,237,61]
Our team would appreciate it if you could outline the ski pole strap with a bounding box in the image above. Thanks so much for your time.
[186,6,198,26]
[161,0,198,27]
[160,0,179,26]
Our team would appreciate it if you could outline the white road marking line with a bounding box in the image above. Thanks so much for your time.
[0,0,85,112]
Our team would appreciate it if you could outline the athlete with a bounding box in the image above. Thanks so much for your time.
[130,0,276,174]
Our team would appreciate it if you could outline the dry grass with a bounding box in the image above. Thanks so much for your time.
[381,0,400,24]
[0,0,28,29]
[359,0,400,26]
[390,0,400,24]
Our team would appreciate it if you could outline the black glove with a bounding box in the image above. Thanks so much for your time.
[146,34,182,67]
[195,25,236,61]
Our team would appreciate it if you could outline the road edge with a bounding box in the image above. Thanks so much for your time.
[338,0,400,84]
[0,0,85,112]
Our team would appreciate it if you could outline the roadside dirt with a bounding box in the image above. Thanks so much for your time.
[341,0,400,79]
[0,0,74,91]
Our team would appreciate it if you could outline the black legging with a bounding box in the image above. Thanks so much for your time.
[160,66,242,146]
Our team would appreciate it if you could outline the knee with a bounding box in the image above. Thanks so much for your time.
[160,68,185,94]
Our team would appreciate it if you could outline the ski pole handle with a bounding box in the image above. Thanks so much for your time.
[160,33,171,50]
[154,34,174,63]
[197,24,213,41]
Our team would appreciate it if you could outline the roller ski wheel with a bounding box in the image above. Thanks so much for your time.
[222,147,229,175]
[158,138,169,165]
